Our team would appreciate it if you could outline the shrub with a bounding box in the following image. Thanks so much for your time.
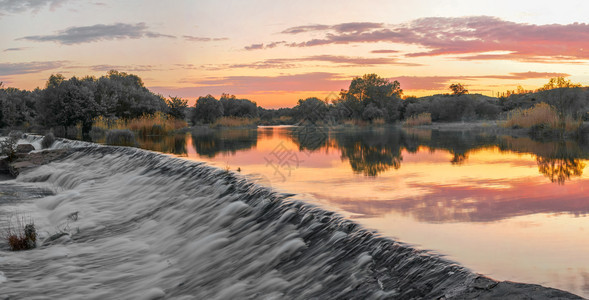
[3,214,36,251]
[0,131,22,160]
[106,129,137,146]
[404,113,432,126]
[41,132,56,149]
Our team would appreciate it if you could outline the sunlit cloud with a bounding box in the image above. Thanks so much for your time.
[19,23,175,45]
[183,35,228,42]
[393,72,570,90]
[251,16,589,62]
[0,61,66,76]
[0,0,68,14]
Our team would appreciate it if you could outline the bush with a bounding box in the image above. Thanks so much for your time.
[106,129,137,146]
[41,132,56,149]
[0,131,22,160]
[3,214,36,251]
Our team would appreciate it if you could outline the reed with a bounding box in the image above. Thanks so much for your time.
[93,112,187,136]
[502,103,581,132]
[404,113,432,127]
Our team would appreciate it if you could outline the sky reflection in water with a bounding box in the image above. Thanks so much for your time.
[132,126,589,297]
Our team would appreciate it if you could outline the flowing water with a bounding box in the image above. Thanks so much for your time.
[136,125,589,298]
[0,127,587,299]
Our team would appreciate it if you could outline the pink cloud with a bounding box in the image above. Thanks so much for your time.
[253,16,589,62]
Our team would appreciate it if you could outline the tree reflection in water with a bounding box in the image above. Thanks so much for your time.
[537,156,585,184]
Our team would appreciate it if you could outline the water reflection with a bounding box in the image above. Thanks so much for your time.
[190,128,257,158]
[123,126,589,185]
[92,126,589,297]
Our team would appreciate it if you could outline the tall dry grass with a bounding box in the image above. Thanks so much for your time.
[3,214,36,251]
[404,113,432,127]
[502,103,581,132]
[93,112,187,136]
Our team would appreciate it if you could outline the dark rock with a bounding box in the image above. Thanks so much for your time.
[16,144,35,153]
[0,158,9,173]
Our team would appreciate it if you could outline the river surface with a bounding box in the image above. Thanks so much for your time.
[127,125,589,298]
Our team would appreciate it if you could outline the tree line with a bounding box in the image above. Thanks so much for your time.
[0,70,188,135]
[2,71,587,134]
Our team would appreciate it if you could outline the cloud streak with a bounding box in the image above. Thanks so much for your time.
[205,55,422,70]
[183,35,228,42]
[19,23,175,45]
[252,16,589,62]
[0,0,68,14]
[0,61,66,76]
[3,47,28,52]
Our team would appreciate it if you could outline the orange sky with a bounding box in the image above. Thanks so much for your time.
[1,0,589,108]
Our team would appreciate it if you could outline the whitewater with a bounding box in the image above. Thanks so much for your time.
[0,136,582,299]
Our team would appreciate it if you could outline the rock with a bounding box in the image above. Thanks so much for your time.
[16,144,35,153]
[0,158,9,173]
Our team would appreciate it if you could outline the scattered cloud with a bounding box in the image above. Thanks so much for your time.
[0,0,68,14]
[183,35,228,42]
[0,61,66,76]
[244,43,264,50]
[3,47,28,52]
[252,16,589,62]
[19,23,175,45]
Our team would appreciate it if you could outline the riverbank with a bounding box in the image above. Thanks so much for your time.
[0,138,583,298]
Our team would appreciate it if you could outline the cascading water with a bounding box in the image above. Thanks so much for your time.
[0,137,582,299]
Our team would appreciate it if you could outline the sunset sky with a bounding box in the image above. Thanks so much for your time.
[1,0,589,107]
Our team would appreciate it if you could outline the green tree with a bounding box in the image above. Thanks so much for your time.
[193,95,223,124]
[166,96,188,120]
[38,75,102,135]
[293,97,328,123]
[340,74,403,122]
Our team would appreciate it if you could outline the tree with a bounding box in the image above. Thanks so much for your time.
[166,96,188,120]
[293,97,328,123]
[449,83,468,95]
[193,95,223,124]
[37,75,101,135]
[538,77,581,91]
[219,93,259,118]
[339,74,403,122]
